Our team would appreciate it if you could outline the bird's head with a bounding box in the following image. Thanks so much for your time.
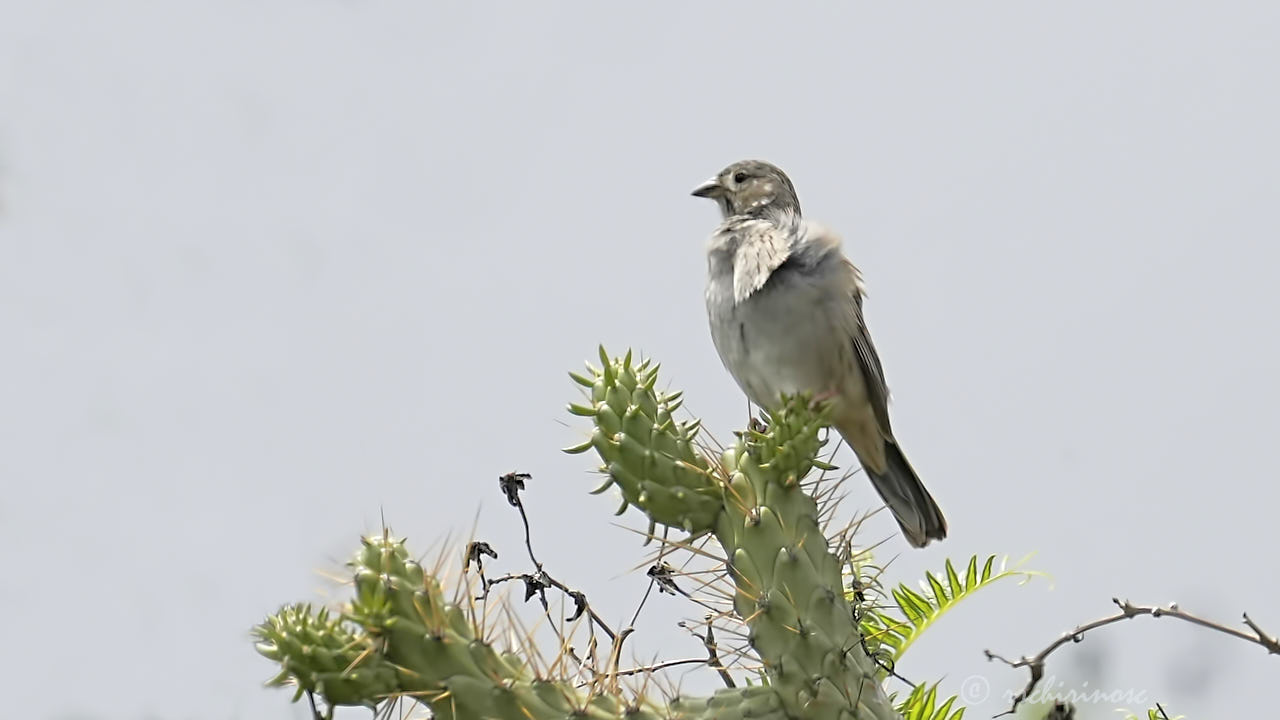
[691,160,800,219]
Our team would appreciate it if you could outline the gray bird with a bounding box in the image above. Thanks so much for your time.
[693,159,946,548]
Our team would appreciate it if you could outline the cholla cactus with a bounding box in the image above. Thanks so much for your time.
[254,348,1264,719]
[254,348,902,720]
[568,349,900,719]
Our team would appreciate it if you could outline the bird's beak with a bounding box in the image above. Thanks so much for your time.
[691,178,723,198]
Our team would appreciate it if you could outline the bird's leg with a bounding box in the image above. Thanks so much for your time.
[809,388,839,410]
[746,399,766,433]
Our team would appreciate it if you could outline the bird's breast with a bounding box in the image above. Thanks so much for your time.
[707,264,857,409]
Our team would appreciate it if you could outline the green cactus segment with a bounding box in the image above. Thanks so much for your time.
[253,603,399,707]
[344,534,580,720]
[668,685,791,720]
[257,534,679,720]
[714,396,902,720]
[566,348,723,533]
[255,531,802,720]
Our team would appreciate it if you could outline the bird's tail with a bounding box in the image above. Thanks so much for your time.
[863,442,947,548]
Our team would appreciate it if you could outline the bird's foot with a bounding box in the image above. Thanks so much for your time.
[809,389,839,409]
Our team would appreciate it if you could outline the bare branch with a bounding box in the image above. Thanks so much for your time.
[987,598,1279,716]
[679,616,737,688]
[478,472,618,641]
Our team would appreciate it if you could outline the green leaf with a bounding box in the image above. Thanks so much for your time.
[895,682,966,720]
[861,554,1041,663]
[1119,708,1182,720]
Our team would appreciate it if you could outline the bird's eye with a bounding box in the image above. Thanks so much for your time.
[733,171,749,184]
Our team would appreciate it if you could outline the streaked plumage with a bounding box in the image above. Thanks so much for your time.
[694,160,946,548]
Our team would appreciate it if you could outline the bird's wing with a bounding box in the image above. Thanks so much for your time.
[844,258,894,436]
[803,224,894,437]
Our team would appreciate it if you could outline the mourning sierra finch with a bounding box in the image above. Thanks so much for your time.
[694,160,946,548]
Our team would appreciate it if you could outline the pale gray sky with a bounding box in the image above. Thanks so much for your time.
[2,3,1277,719]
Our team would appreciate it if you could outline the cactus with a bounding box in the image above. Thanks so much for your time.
[570,349,900,719]
[253,348,901,719]
[565,348,722,535]
[254,347,1273,719]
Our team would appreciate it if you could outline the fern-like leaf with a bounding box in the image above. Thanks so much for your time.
[895,682,965,720]
[861,554,1040,662]
[1122,708,1182,720]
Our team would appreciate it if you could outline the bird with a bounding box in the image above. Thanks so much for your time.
[692,159,946,548]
